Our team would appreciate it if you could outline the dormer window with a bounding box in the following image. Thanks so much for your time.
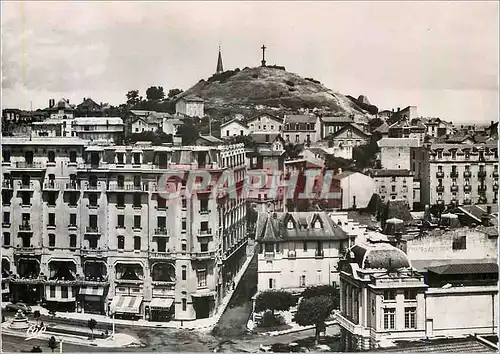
[287,220,294,230]
[313,220,321,229]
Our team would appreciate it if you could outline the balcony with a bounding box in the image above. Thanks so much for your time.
[43,182,59,191]
[82,183,100,191]
[13,246,42,255]
[478,170,487,178]
[2,222,10,228]
[65,183,79,191]
[494,170,499,178]
[2,181,13,190]
[17,182,35,191]
[115,278,143,285]
[333,311,370,337]
[315,250,324,258]
[19,224,33,232]
[463,199,472,205]
[478,185,487,192]
[199,209,210,215]
[436,186,444,193]
[437,199,445,205]
[68,224,77,230]
[436,171,444,178]
[450,171,459,178]
[153,228,169,237]
[450,185,459,192]
[85,226,100,235]
[494,184,499,191]
[78,162,107,170]
[464,170,472,178]
[191,251,216,260]
[11,161,46,170]
[149,251,174,260]
[464,185,472,192]
[198,228,213,237]
[80,248,104,257]
[107,183,148,192]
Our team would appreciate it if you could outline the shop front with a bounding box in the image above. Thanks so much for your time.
[78,286,106,314]
[147,297,174,322]
[109,295,143,320]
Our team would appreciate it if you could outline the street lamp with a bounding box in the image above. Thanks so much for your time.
[109,304,116,339]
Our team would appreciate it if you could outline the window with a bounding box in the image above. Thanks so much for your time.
[3,212,10,225]
[182,218,187,231]
[200,198,208,213]
[182,266,187,280]
[287,220,294,229]
[303,241,307,251]
[384,290,396,301]
[300,275,306,287]
[181,242,187,252]
[182,199,187,210]
[134,236,141,250]
[89,193,98,207]
[295,135,299,143]
[2,150,10,162]
[383,308,396,330]
[69,234,77,248]
[117,236,125,250]
[89,215,97,228]
[269,278,275,289]
[404,307,416,329]
[157,197,166,209]
[47,151,55,163]
[61,286,68,299]
[197,270,207,288]
[69,214,77,226]
[200,243,208,252]
[116,194,125,208]
[50,286,56,298]
[133,194,141,208]
[117,215,124,228]
[116,152,124,164]
[3,232,10,246]
[452,236,466,250]
[69,151,77,163]
[134,216,141,229]
[157,216,166,229]
[69,192,78,207]
[200,221,209,231]
[182,298,187,311]
[391,185,396,193]
[48,213,56,226]
[133,153,141,165]
[404,290,417,300]
[48,234,56,248]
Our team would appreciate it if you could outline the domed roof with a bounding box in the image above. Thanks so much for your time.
[350,242,410,270]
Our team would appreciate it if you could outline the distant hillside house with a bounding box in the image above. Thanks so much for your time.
[48,98,75,120]
[251,133,285,152]
[371,169,414,207]
[283,115,318,145]
[245,112,283,135]
[220,119,249,138]
[389,118,426,144]
[75,97,104,117]
[175,95,205,118]
[71,117,124,144]
[188,135,223,147]
[325,123,371,160]
[319,116,356,140]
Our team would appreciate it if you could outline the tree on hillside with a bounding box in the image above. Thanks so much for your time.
[126,129,173,146]
[146,86,165,101]
[293,296,335,345]
[301,285,340,304]
[47,336,57,352]
[168,88,183,98]
[126,90,141,106]
[255,290,295,316]
[88,318,97,340]
[176,118,199,144]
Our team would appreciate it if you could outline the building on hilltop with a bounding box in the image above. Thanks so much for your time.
[175,95,205,118]
[220,119,249,139]
[75,98,104,117]
[283,115,318,145]
[216,47,224,74]
[1,137,249,322]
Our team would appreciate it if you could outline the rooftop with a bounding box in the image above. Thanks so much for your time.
[371,169,413,177]
[426,263,498,275]
[284,114,317,124]
[377,138,421,148]
[349,241,411,270]
[378,336,497,353]
[2,137,87,146]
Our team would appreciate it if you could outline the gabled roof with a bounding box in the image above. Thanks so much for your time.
[332,171,360,180]
[195,135,223,145]
[374,122,389,134]
[220,118,249,129]
[77,98,101,110]
[321,116,353,124]
[377,138,420,148]
[177,95,204,103]
[389,118,426,130]
[256,212,349,242]
[327,122,371,139]
[284,115,317,124]
[251,133,284,145]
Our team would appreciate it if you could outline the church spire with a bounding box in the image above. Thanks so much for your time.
[216,46,224,74]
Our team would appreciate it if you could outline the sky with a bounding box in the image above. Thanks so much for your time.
[1,1,499,124]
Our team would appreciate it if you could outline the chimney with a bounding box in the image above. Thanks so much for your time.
[481,214,490,227]
[397,107,401,112]
[83,97,86,102]
[49,99,55,108]
[392,108,394,113]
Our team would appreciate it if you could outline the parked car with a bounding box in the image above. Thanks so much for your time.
[5,302,32,313]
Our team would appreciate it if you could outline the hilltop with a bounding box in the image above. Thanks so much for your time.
[182,66,375,119]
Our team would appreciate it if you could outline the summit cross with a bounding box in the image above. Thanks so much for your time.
[261,44,267,67]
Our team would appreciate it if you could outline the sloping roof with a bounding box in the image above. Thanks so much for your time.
[256,212,349,242]
[321,116,353,124]
[305,147,329,156]
[350,241,410,270]
[372,169,413,177]
[374,122,389,134]
[332,170,358,180]
[426,263,498,275]
[77,98,101,110]
[385,200,414,224]
[197,135,223,144]
[284,115,317,124]
[327,122,371,139]
[130,110,156,117]
[245,112,283,124]
[380,337,497,353]
[178,95,204,103]
[251,133,283,145]
[377,138,421,148]
[220,118,249,129]
[73,117,123,125]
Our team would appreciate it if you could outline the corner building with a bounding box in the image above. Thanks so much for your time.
[1,138,248,322]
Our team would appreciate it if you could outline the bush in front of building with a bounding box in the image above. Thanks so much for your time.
[258,310,286,328]
[255,290,295,317]
[301,285,340,309]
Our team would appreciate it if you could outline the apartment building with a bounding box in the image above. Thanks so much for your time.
[220,119,249,138]
[1,138,248,322]
[388,119,426,144]
[245,113,283,135]
[71,117,124,144]
[255,212,351,293]
[427,142,498,206]
[175,95,205,118]
[372,169,414,206]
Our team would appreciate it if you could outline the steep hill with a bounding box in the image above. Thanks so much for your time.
[182,67,372,118]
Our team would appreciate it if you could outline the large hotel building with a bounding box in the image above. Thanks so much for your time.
[1,137,248,322]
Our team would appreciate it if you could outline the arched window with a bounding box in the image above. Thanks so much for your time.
[287,220,294,230]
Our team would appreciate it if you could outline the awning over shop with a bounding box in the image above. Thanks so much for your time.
[110,295,143,314]
[79,287,104,296]
[149,297,174,310]
[191,290,216,298]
